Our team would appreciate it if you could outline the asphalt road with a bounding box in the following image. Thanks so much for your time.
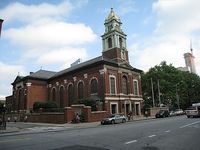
[0,116,199,150]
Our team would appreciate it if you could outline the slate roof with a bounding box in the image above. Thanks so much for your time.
[28,70,56,80]
[51,56,142,79]
[12,56,142,85]
[12,70,56,85]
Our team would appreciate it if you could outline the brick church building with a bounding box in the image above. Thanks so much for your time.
[6,9,143,117]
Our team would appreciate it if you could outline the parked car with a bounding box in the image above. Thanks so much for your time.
[174,109,185,116]
[170,109,184,117]
[155,110,169,118]
[186,106,200,118]
[169,110,176,117]
[101,114,127,125]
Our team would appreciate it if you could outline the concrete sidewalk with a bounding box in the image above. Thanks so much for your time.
[0,116,155,136]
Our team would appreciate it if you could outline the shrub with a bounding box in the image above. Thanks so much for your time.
[33,102,45,111]
[33,101,58,112]
[79,98,97,111]
[44,101,58,109]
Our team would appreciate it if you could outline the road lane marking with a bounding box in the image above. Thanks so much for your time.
[148,135,156,138]
[165,130,170,133]
[180,121,200,128]
[125,140,137,144]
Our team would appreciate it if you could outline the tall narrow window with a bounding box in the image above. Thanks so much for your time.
[18,89,23,110]
[108,37,112,48]
[122,76,128,94]
[68,84,74,106]
[90,78,98,94]
[119,37,123,49]
[59,86,64,108]
[110,76,116,94]
[52,88,56,101]
[78,82,84,99]
[133,80,139,95]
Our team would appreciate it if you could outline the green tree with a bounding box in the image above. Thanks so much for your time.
[142,62,200,110]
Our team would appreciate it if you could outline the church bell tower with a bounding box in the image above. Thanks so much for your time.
[102,8,129,64]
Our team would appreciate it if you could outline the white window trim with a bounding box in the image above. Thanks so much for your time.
[110,102,118,114]
[109,75,117,95]
[133,79,139,96]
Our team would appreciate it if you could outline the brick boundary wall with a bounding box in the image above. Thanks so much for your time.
[6,105,110,124]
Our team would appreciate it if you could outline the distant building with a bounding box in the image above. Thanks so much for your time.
[177,66,188,72]
[184,52,196,74]
[6,9,143,117]
[178,46,197,74]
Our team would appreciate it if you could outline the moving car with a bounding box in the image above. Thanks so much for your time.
[155,110,169,118]
[101,114,127,125]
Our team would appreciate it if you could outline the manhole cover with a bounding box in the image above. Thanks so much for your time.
[52,145,109,150]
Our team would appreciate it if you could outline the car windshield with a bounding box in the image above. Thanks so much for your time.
[108,115,115,118]
[187,107,196,110]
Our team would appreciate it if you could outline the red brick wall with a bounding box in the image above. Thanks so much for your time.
[48,65,105,107]
[102,48,129,63]
[27,113,65,124]
[89,111,109,122]
[26,80,48,109]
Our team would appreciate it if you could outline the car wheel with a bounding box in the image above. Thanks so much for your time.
[122,119,126,123]
[111,120,115,124]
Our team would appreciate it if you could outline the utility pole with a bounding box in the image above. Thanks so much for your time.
[151,78,155,107]
[176,84,180,109]
[157,79,161,107]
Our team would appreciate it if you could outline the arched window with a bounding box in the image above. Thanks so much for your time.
[108,37,112,48]
[52,88,56,101]
[90,78,98,94]
[133,80,139,95]
[59,86,64,108]
[119,37,123,49]
[68,84,74,106]
[78,82,84,99]
[122,76,128,94]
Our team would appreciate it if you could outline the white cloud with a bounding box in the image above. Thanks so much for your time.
[0,1,73,23]
[0,62,27,98]
[131,0,200,75]
[37,47,87,65]
[2,1,97,65]
[153,0,200,35]
[0,62,26,80]
[5,21,97,48]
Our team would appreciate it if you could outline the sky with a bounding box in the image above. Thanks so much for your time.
[0,0,200,99]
